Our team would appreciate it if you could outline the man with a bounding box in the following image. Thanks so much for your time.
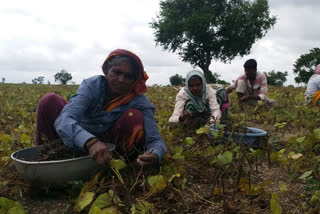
[226,59,275,108]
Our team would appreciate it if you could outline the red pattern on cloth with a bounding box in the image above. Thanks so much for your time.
[233,71,268,96]
[110,108,144,153]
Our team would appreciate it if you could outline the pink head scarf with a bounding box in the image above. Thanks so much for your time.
[315,64,320,75]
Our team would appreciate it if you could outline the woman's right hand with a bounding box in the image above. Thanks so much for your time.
[86,139,111,167]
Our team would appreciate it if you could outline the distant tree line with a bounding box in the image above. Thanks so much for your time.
[293,47,320,84]
[265,70,288,86]
[29,69,72,85]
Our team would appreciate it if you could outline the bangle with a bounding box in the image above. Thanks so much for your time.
[86,138,99,150]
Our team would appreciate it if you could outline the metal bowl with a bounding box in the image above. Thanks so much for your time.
[11,143,115,185]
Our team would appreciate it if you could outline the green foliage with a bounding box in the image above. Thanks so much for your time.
[293,47,320,84]
[265,70,288,86]
[1,83,320,213]
[31,76,45,84]
[147,175,167,193]
[310,190,320,205]
[151,0,276,81]
[270,193,282,214]
[217,151,233,165]
[0,197,25,214]
[131,201,155,214]
[54,69,72,85]
[207,70,230,84]
[169,74,185,86]
[89,190,122,214]
[74,191,95,212]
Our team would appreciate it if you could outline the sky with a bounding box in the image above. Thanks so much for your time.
[0,0,319,86]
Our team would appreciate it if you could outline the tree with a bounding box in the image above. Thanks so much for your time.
[151,0,276,82]
[265,70,287,86]
[216,79,230,85]
[206,70,230,85]
[54,69,72,85]
[293,48,320,84]
[170,74,185,86]
[32,76,44,84]
[2,78,5,83]
[207,71,220,84]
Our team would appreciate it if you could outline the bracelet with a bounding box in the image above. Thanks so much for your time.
[86,138,99,150]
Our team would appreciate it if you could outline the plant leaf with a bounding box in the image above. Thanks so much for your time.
[110,159,127,170]
[89,193,112,214]
[299,170,313,180]
[147,175,167,193]
[217,151,233,165]
[0,197,25,214]
[196,125,210,134]
[279,181,288,192]
[183,137,194,146]
[74,191,95,212]
[101,206,122,214]
[270,193,282,214]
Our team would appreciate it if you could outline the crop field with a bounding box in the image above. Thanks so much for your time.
[0,83,320,214]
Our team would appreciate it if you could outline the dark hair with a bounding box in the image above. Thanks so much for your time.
[244,59,257,69]
[188,75,202,84]
[102,56,140,81]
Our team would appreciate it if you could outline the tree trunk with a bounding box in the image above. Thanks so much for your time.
[199,64,211,83]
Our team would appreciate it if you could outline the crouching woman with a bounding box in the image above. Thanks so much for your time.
[36,49,167,167]
[168,70,222,128]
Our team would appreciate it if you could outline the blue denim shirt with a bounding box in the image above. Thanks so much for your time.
[54,75,167,162]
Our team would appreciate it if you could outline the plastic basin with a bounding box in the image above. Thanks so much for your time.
[210,125,267,147]
[11,143,115,185]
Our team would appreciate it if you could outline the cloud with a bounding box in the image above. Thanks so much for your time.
[0,0,319,86]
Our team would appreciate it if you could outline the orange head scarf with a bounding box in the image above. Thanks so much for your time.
[103,49,149,112]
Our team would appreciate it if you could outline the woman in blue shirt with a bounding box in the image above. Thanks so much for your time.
[35,49,167,167]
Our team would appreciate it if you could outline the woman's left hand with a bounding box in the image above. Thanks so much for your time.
[137,151,157,167]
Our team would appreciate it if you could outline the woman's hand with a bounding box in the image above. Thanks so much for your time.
[226,87,233,94]
[137,151,157,167]
[179,110,192,122]
[86,139,112,167]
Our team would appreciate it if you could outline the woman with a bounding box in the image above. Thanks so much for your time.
[168,70,222,128]
[304,64,320,107]
[36,49,167,167]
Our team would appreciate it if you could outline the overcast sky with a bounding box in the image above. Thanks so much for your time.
[0,0,319,86]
